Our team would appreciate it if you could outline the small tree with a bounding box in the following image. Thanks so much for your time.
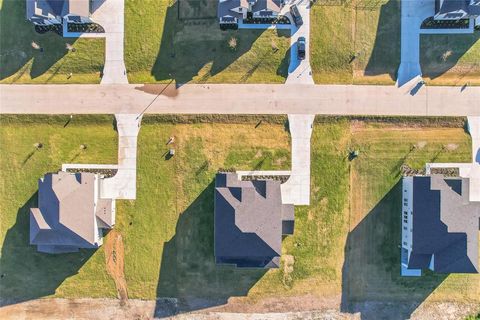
[228,37,238,51]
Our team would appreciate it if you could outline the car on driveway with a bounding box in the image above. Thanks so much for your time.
[297,37,306,60]
[290,4,303,27]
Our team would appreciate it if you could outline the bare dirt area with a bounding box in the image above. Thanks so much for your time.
[104,230,128,304]
[0,298,478,320]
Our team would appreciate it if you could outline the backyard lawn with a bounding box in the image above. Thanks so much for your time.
[0,0,105,84]
[124,0,290,83]
[1,116,479,316]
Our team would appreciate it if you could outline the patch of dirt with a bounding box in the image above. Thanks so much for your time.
[274,156,287,166]
[350,120,366,133]
[281,255,295,288]
[104,230,128,305]
[445,143,458,151]
[416,141,427,149]
[254,150,263,159]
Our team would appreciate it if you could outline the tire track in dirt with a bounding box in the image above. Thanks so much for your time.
[104,230,128,305]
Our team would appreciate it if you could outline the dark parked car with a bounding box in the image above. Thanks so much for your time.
[289,4,303,26]
[297,37,306,60]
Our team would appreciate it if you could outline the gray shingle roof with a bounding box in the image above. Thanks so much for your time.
[409,175,480,273]
[214,173,294,268]
[30,172,114,253]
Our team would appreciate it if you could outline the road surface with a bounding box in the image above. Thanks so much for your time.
[1,84,479,116]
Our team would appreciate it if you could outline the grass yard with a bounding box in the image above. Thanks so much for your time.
[0,116,118,302]
[310,0,480,85]
[1,116,479,316]
[310,0,400,85]
[0,0,105,84]
[125,0,290,84]
[420,33,480,86]
[344,123,479,315]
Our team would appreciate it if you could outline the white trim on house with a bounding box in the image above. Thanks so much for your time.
[401,177,422,276]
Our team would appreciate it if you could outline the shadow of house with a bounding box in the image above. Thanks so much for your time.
[151,2,275,84]
[155,182,267,318]
[0,193,94,307]
[0,0,80,81]
[362,0,401,81]
[420,32,480,81]
[341,182,447,320]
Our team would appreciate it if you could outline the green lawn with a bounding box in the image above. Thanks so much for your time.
[1,116,479,313]
[125,0,290,84]
[310,0,400,84]
[420,33,480,86]
[0,116,118,301]
[0,0,105,84]
[310,1,479,85]
[346,124,479,308]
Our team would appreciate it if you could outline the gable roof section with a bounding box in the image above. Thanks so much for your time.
[251,0,281,13]
[409,175,480,273]
[214,173,294,268]
[435,0,480,19]
[218,0,248,20]
[30,172,100,249]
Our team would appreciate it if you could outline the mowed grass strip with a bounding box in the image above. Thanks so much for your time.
[0,0,105,84]
[125,0,290,84]
[0,116,118,301]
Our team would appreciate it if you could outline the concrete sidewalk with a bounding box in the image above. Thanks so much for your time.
[1,83,479,116]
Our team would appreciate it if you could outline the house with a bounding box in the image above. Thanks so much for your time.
[26,0,97,26]
[214,172,294,268]
[401,175,480,276]
[30,171,115,254]
[218,0,283,27]
[434,0,480,20]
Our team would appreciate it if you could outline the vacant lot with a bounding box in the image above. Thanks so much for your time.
[1,116,479,318]
[310,0,480,85]
[310,0,400,84]
[124,0,290,83]
[0,0,105,84]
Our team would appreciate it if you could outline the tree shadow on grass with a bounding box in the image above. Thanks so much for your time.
[341,181,447,319]
[0,0,78,81]
[362,0,400,81]
[151,2,288,84]
[154,181,267,318]
[420,32,480,82]
[0,192,94,307]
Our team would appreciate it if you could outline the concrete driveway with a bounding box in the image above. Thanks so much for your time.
[91,0,128,84]
[397,0,434,87]
[286,0,314,84]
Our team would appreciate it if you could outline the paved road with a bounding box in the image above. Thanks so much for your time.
[1,84,479,116]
